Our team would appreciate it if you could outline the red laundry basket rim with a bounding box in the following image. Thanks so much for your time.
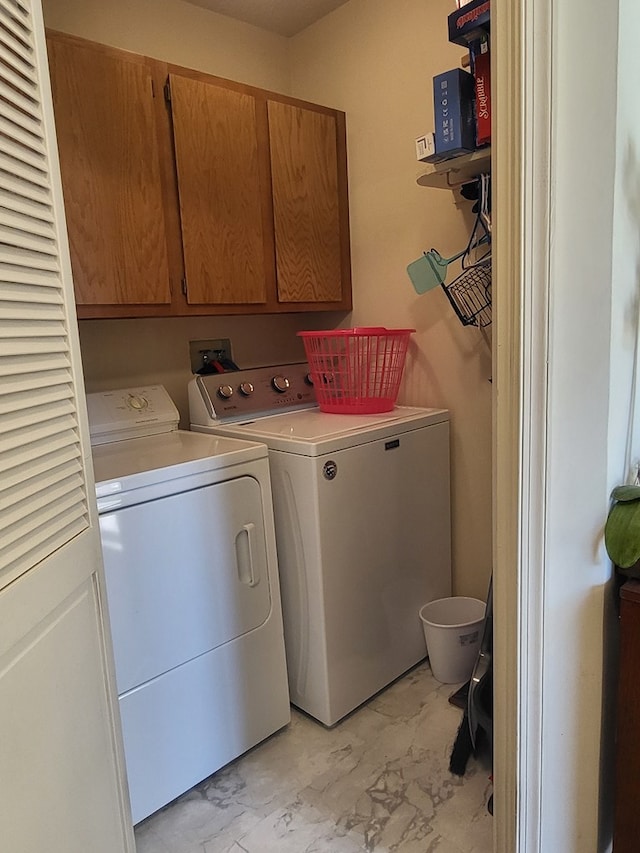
[297,327,415,337]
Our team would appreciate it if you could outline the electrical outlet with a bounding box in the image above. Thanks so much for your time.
[189,338,233,374]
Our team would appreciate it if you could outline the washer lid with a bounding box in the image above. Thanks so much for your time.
[92,430,267,499]
[87,385,180,445]
[207,406,449,455]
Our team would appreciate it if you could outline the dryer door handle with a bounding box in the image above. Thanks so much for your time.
[235,523,259,587]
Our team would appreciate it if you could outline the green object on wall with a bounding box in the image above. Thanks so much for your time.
[407,247,467,294]
[407,253,443,294]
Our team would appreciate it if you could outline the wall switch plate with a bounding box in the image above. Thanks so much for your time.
[189,338,233,374]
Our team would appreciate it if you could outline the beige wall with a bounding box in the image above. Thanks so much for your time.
[77,313,344,431]
[43,0,492,598]
[42,0,290,90]
[290,0,493,599]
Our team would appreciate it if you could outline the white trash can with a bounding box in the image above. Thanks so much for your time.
[419,597,486,684]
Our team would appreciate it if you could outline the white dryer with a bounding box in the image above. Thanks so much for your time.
[189,364,451,726]
[87,385,290,824]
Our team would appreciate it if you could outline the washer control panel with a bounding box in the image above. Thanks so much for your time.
[193,363,316,423]
[87,385,180,445]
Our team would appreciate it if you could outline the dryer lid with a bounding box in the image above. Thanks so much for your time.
[87,385,180,445]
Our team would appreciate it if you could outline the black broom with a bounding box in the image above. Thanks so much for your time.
[450,577,493,777]
[449,708,474,776]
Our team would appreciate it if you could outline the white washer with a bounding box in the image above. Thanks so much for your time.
[189,365,451,726]
[87,385,290,824]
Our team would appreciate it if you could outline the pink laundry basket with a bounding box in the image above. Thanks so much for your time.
[298,327,414,414]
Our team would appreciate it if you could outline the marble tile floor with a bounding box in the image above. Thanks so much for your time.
[134,663,493,853]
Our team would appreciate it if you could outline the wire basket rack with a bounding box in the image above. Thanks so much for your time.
[442,259,492,328]
[298,327,414,414]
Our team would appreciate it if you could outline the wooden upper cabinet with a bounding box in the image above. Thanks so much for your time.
[267,100,347,304]
[46,34,171,306]
[45,32,351,316]
[167,74,271,305]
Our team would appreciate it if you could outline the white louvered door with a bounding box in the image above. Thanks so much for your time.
[0,1,134,851]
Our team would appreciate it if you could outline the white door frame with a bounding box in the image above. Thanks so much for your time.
[493,0,552,849]
[494,0,621,850]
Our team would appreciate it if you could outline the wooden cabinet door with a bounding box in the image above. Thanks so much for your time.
[168,74,271,305]
[267,100,347,304]
[47,35,171,306]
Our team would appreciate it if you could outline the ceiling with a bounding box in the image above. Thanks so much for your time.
[184,0,351,37]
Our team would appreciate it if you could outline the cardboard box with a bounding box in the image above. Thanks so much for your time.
[448,0,490,46]
[433,68,476,158]
[416,133,449,164]
[472,42,491,145]
[415,133,436,161]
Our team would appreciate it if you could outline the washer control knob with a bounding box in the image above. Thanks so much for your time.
[304,373,314,385]
[127,394,148,410]
[238,381,254,397]
[217,384,234,400]
[272,375,290,393]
